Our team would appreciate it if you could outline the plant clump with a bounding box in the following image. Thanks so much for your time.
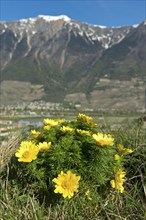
[6,113,134,205]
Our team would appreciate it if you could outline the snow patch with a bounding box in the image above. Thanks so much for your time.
[93,25,107,29]
[4,24,8,28]
[1,29,5,33]
[132,23,139,28]
[38,15,71,22]
[91,35,99,41]
[104,43,109,49]
[78,31,84,36]
[20,18,36,24]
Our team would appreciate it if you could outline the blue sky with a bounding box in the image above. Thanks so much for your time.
[1,0,146,27]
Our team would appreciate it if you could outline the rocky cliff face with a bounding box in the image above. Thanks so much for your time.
[0,16,145,111]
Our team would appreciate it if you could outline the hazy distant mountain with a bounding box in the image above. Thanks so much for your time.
[0,15,145,111]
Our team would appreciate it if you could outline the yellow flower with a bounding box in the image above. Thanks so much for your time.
[77,129,91,136]
[117,144,133,155]
[43,118,59,127]
[15,141,39,162]
[77,113,93,121]
[37,142,51,151]
[77,113,97,127]
[55,119,65,124]
[43,125,51,130]
[85,190,92,200]
[114,154,121,161]
[92,132,114,147]
[60,126,74,133]
[110,169,126,193]
[52,170,80,199]
[31,130,41,138]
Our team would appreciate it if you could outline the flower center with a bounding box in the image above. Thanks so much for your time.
[22,151,30,159]
[62,180,72,190]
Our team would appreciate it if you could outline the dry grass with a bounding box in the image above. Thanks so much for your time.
[0,131,22,172]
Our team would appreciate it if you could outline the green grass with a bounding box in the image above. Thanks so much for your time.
[0,116,146,220]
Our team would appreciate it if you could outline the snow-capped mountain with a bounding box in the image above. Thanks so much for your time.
[0,16,145,110]
[0,15,132,52]
[0,15,134,70]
